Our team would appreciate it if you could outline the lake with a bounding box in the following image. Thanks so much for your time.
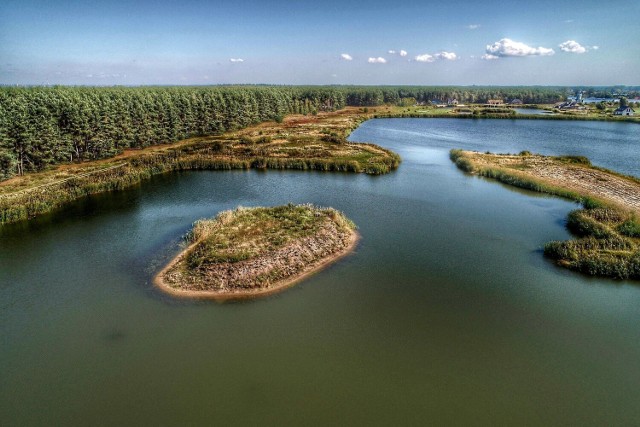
[1,118,639,425]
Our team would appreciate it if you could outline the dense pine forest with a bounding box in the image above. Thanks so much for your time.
[0,85,635,180]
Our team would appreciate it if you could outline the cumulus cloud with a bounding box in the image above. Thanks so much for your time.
[340,53,353,61]
[229,58,244,63]
[559,40,587,53]
[467,24,480,30]
[368,57,387,63]
[592,45,599,50]
[414,54,434,63]
[481,54,500,60]
[485,38,555,57]
[388,50,396,54]
[434,51,458,60]
[399,50,407,57]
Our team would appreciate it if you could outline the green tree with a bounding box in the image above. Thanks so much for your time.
[0,149,17,179]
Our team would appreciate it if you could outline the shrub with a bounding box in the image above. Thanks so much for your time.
[618,217,640,237]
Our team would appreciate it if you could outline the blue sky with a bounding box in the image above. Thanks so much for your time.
[1,0,638,85]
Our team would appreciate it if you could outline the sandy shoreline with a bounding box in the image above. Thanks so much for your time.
[153,230,359,301]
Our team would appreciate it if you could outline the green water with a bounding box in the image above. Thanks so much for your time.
[1,119,639,425]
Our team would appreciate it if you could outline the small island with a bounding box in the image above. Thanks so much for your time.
[154,204,358,300]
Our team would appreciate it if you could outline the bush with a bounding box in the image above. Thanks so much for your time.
[618,217,640,237]
[556,155,591,166]
[566,209,616,239]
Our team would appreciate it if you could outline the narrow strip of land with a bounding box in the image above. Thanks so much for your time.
[451,150,640,213]
[451,150,640,280]
[0,108,400,225]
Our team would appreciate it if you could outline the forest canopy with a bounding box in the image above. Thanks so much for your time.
[0,85,634,179]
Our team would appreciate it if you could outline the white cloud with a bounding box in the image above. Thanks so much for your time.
[481,54,499,60]
[434,51,458,61]
[388,50,408,57]
[485,38,555,57]
[229,58,244,63]
[415,51,458,62]
[467,24,480,30]
[414,54,434,63]
[559,40,587,53]
[367,57,387,63]
[340,53,353,61]
[592,45,599,50]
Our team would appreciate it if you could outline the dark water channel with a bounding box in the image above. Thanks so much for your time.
[1,118,639,425]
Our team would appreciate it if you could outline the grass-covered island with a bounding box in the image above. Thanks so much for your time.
[450,150,640,280]
[154,204,358,300]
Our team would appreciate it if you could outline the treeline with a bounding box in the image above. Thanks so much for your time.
[0,86,346,179]
[342,85,567,106]
[0,84,617,180]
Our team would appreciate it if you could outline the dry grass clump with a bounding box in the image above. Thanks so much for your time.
[545,208,640,279]
[186,204,354,267]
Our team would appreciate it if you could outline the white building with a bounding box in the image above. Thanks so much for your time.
[614,106,635,116]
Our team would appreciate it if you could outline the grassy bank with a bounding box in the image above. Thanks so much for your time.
[0,109,400,225]
[450,149,640,280]
[376,105,640,123]
[155,204,358,300]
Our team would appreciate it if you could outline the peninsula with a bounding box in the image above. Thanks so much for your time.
[450,150,640,279]
[154,204,358,300]
[0,107,399,225]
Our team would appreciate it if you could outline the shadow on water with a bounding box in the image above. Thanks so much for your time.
[0,182,145,238]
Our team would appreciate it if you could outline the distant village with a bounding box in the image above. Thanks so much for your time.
[554,91,636,116]
[414,90,636,117]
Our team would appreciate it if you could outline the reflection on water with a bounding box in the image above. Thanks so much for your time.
[1,119,639,425]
